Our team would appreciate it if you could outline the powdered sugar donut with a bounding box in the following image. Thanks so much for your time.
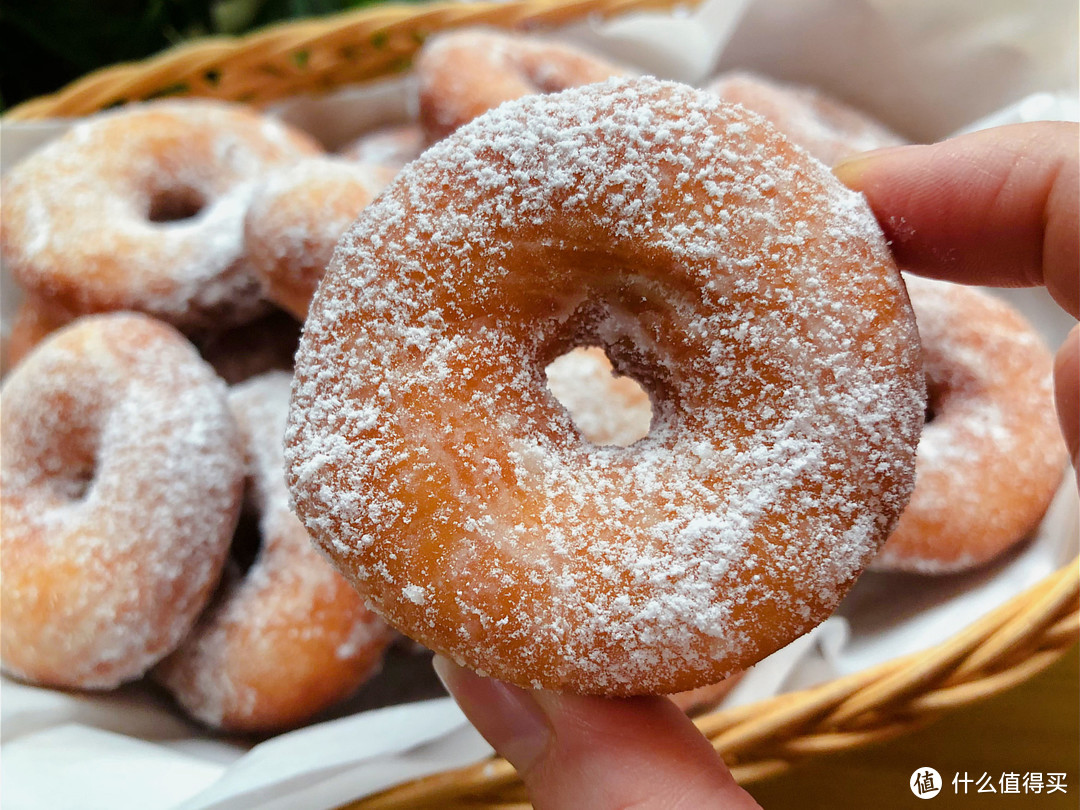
[417,29,630,142]
[339,124,424,174]
[286,78,924,695]
[244,157,394,319]
[1,100,320,332]
[156,372,392,732]
[0,313,243,689]
[704,72,905,165]
[874,277,1065,573]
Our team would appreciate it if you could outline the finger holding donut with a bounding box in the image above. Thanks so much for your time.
[434,657,761,810]
[435,120,1077,810]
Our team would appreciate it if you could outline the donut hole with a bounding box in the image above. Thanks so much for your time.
[147,185,206,223]
[544,345,652,447]
[45,421,100,502]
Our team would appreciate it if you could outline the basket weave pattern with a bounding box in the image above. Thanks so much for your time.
[6,0,678,120]
[6,2,1078,808]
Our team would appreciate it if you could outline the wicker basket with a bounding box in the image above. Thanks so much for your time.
[5,1,1078,807]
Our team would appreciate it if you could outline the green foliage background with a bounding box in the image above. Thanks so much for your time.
[1,0,395,110]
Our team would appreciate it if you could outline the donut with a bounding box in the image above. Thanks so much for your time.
[339,124,425,174]
[545,346,652,447]
[874,276,1065,573]
[244,157,394,319]
[3,296,74,374]
[285,78,924,695]
[195,309,302,385]
[416,29,630,142]
[1,100,321,333]
[0,313,243,689]
[155,372,392,732]
[704,72,905,165]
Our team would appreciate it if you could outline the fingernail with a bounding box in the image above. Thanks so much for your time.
[433,656,551,772]
[833,144,921,186]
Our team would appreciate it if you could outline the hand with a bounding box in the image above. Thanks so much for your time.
[434,122,1078,810]
[434,656,761,809]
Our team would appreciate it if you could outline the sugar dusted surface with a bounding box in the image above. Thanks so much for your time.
[705,72,906,166]
[286,78,924,694]
[0,313,243,689]
[874,276,1065,573]
[417,28,630,142]
[339,124,425,173]
[244,157,393,319]
[0,100,319,331]
[155,372,390,731]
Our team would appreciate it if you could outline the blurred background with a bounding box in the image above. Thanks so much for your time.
[1,0,418,110]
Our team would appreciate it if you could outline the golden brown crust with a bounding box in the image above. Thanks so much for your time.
[1,100,320,331]
[244,157,393,319]
[338,124,425,174]
[704,72,905,165]
[874,277,1066,573]
[155,372,393,732]
[416,29,630,142]
[3,296,75,374]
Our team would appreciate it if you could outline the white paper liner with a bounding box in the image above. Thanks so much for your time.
[1,0,1078,807]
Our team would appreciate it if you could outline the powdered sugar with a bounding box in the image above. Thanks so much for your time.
[286,78,923,693]
[874,275,1065,572]
[155,371,390,731]
[0,313,243,688]
[1,100,319,332]
[705,72,906,165]
[244,157,394,318]
[416,28,631,142]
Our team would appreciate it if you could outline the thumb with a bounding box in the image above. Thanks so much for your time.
[434,656,760,810]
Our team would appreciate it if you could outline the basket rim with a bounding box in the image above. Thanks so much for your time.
[3,0,694,122]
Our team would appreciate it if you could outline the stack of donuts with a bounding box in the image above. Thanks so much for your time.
[0,28,1064,731]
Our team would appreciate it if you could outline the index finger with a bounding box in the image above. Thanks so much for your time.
[833,122,1079,317]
